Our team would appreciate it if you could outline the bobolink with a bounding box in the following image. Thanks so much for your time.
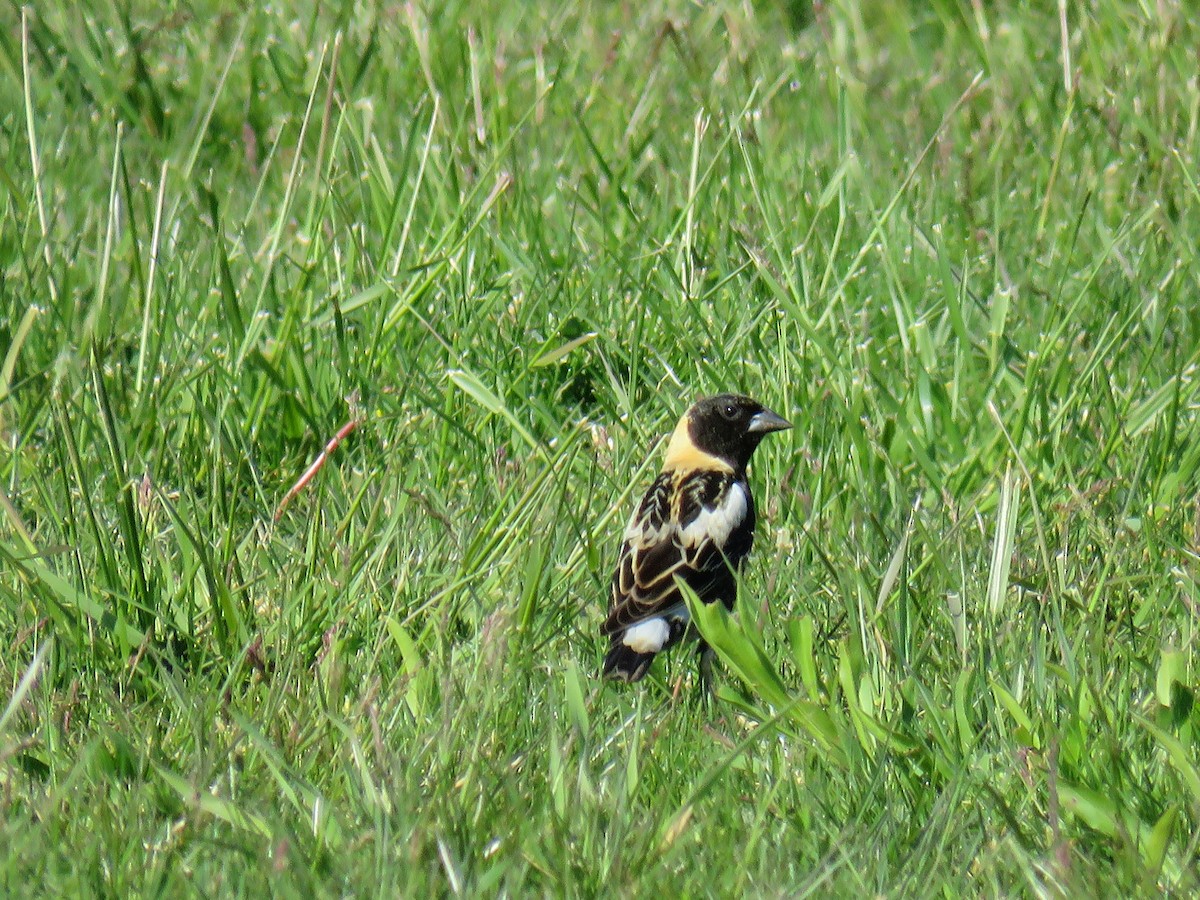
[601,394,791,683]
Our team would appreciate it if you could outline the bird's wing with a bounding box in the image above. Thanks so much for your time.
[603,470,750,634]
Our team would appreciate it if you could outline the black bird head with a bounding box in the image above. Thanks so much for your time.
[664,393,792,473]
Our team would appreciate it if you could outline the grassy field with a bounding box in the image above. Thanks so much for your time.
[3,0,1200,895]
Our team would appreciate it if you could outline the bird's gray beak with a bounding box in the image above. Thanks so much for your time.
[747,408,792,434]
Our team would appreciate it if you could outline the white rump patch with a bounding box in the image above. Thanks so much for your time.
[680,482,748,548]
[622,618,671,654]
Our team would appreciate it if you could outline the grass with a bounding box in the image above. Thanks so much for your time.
[2,0,1200,894]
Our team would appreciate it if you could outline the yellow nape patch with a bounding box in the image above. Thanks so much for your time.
[662,416,733,473]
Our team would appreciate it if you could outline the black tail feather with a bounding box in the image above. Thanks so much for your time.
[602,642,656,682]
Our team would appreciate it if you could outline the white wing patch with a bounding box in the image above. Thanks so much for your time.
[680,482,748,548]
[622,617,671,653]
[624,509,669,546]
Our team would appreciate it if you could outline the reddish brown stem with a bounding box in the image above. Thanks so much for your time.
[274,418,363,522]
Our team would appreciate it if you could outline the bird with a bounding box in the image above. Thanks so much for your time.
[601,393,791,683]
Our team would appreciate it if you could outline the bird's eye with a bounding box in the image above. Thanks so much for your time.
[720,403,738,420]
